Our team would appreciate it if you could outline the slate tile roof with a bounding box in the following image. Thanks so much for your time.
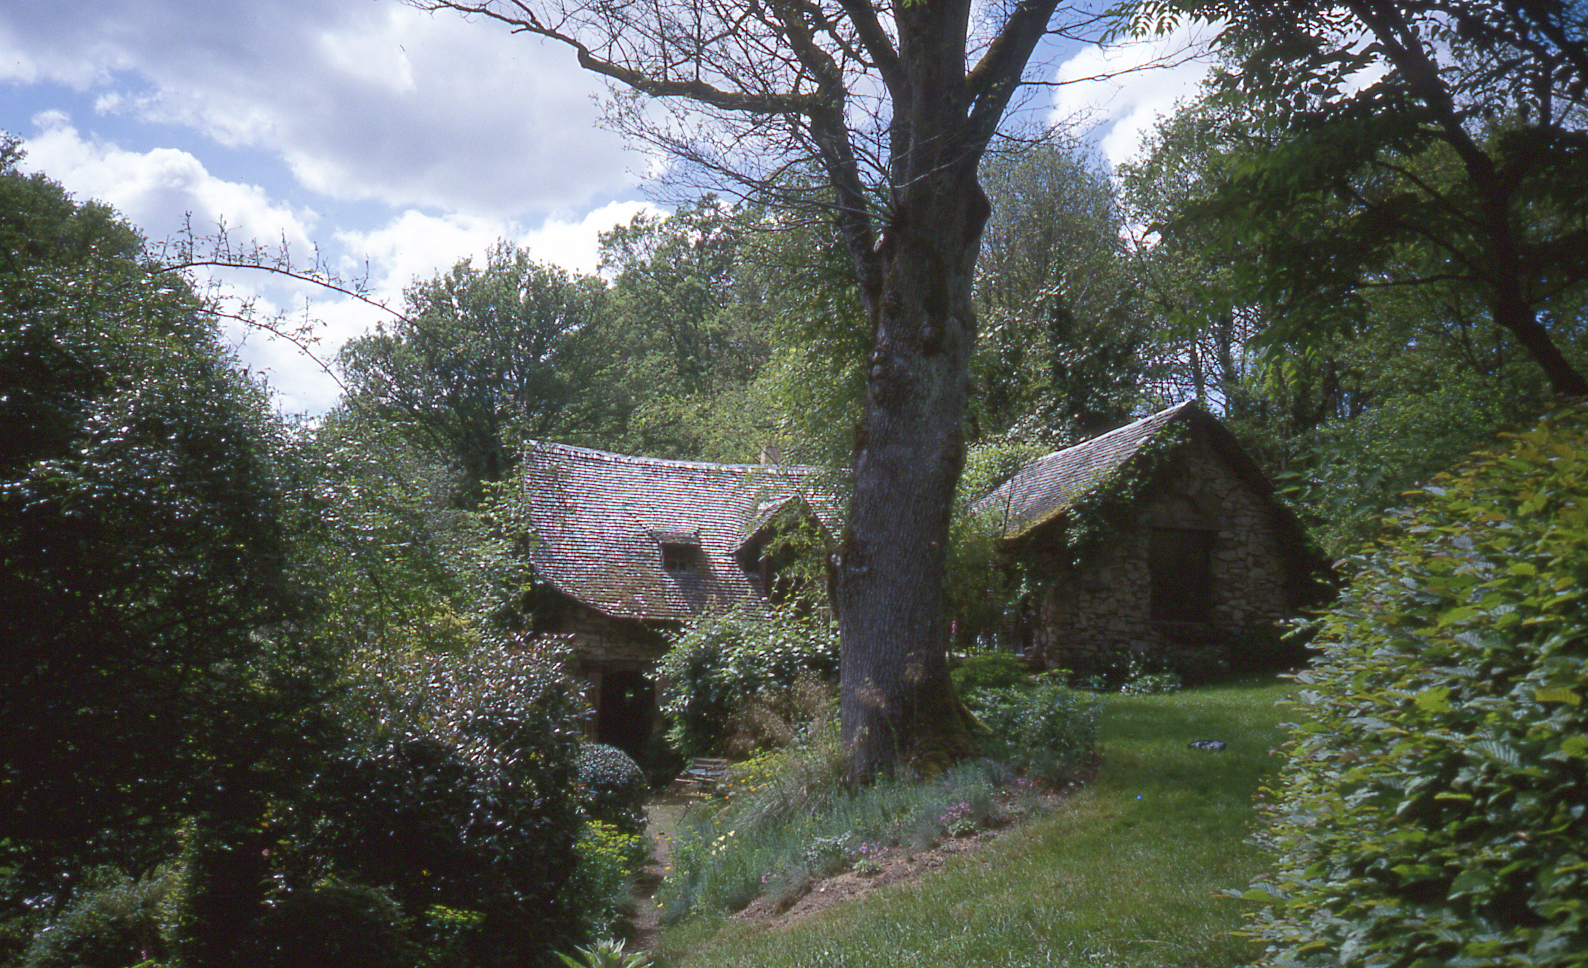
[974,401,1202,540]
[518,441,830,622]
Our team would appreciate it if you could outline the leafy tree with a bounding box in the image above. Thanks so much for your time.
[303,404,482,654]
[1118,96,1273,417]
[293,644,587,968]
[0,139,336,909]
[1127,0,1588,396]
[599,197,762,393]
[740,204,871,475]
[413,0,1099,778]
[974,140,1165,442]
[338,242,608,503]
[1121,87,1579,558]
[593,198,781,460]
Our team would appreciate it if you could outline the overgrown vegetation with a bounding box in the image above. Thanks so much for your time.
[1242,404,1588,966]
[0,143,645,968]
[653,663,1099,925]
[657,608,840,760]
[653,680,1290,968]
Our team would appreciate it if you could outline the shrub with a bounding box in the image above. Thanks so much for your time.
[1061,648,1185,693]
[658,607,839,759]
[20,869,174,968]
[968,679,1100,782]
[720,672,836,758]
[950,653,1031,692]
[237,880,418,968]
[1243,405,1588,967]
[559,821,647,942]
[297,642,587,968]
[577,744,648,837]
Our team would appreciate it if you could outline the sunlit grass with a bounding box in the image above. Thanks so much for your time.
[651,676,1292,968]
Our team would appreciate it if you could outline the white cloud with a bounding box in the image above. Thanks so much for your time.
[1050,21,1221,168]
[521,200,659,277]
[18,113,318,250]
[1,0,667,415]
[1,0,643,220]
[254,201,659,413]
[335,209,513,302]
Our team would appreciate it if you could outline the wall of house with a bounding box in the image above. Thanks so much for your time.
[1023,436,1293,674]
[535,596,673,761]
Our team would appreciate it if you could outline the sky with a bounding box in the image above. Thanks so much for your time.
[1,0,1216,415]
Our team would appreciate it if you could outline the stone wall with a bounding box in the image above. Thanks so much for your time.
[1024,435,1293,673]
[536,596,673,746]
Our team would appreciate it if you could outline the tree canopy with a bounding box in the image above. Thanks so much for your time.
[337,243,608,503]
[1130,0,1588,396]
[0,138,335,888]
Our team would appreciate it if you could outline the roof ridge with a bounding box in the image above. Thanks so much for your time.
[1040,400,1197,462]
[523,438,819,474]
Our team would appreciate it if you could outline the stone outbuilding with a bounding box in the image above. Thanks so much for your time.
[974,402,1322,675]
[513,440,832,759]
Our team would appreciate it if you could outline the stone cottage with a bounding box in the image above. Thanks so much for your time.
[514,440,832,758]
[974,401,1320,674]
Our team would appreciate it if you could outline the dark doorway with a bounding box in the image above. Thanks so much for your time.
[596,669,655,761]
[1149,527,1214,622]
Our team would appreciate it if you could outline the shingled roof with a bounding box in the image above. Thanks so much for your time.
[975,401,1247,540]
[517,441,831,622]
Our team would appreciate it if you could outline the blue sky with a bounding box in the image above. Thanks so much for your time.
[1,0,1214,414]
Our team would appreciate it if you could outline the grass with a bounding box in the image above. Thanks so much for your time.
[650,676,1293,968]
[657,739,1057,924]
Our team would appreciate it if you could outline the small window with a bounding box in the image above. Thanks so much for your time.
[1149,527,1213,622]
[661,543,695,573]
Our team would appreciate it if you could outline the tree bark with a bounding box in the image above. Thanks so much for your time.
[838,190,988,777]
[835,0,995,779]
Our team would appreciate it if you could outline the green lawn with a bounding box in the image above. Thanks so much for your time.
[651,677,1293,968]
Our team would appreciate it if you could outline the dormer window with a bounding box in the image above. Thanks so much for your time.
[661,542,696,573]
[650,530,701,574]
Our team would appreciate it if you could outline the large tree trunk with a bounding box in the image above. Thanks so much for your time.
[835,0,993,775]
[838,187,988,778]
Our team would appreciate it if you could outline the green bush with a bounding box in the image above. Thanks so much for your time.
[950,653,1031,692]
[238,880,418,968]
[297,642,587,968]
[967,679,1100,782]
[19,869,174,968]
[560,821,647,942]
[658,608,839,759]
[1062,648,1184,693]
[1243,405,1588,967]
[577,743,649,837]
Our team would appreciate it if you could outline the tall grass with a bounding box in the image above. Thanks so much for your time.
[652,677,1291,968]
[658,756,1018,924]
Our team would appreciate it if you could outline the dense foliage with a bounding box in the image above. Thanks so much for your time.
[337,243,609,505]
[0,136,338,909]
[963,679,1101,783]
[296,644,588,968]
[1114,2,1588,558]
[576,743,649,837]
[658,608,840,759]
[1,141,630,968]
[1127,0,1588,397]
[1244,404,1588,966]
[949,653,1032,693]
